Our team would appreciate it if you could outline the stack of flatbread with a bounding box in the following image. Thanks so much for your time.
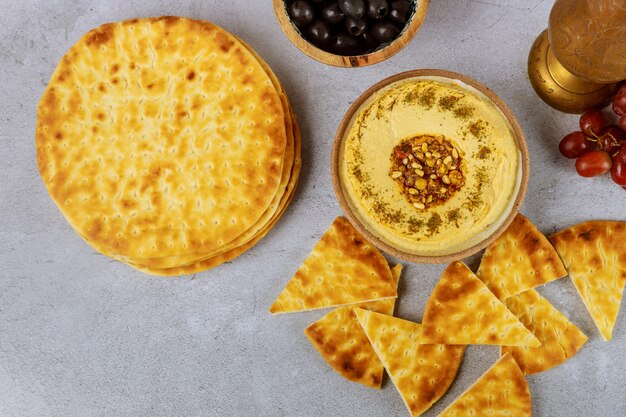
[36,17,300,276]
[271,214,626,416]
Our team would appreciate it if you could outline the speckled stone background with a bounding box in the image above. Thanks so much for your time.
[1,0,625,416]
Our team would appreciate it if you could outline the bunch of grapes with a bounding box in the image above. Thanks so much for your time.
[559,84,626,189]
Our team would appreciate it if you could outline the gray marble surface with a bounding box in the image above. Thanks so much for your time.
[1,0,625,416]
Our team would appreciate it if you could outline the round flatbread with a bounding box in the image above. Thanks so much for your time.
[123,41,300,273]
[130,101,301,276]
[124,42,296,269]
[37,17,287,260]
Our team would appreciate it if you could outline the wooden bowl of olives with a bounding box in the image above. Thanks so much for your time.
[273,0,429,67]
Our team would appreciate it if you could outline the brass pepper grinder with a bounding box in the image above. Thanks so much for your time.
[528,0,626,114]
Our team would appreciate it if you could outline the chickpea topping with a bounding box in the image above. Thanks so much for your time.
[449,170,463,184]
[389,134,466,210]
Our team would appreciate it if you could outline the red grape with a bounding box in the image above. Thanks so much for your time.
[579,109,605,137]
[576,150,612,177]
[611,155,626,185]
[597,125,626,155]
[613,84,626,116]
[559,131,591,158]
[620,115,626,131]
[620,144,626,164]
[602,125,626,142]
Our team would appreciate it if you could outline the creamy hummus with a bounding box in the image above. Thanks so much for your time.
[338,76,522,256]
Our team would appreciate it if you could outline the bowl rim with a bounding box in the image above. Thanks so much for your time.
[272,0,430,68]
[330,69,530,264]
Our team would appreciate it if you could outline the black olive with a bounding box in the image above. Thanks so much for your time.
[367,0,389,19]
[331,32,363,55]
[310,0,326,3]
[338,0,366,19]
[391,0,411,14]
[360,31,379,51]
[388,0,411,25]
[388,8,406,25]
[345,15,368,36]
[321,3,345,25]
[370,20,400,43]
[307,20,333,47]
[287,0,315,28]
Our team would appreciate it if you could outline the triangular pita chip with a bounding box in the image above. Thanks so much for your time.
[420,262,541,347]
[437,353,531,417]
[550,221,626,341]
[304,264,402,389]
[269,217,396,314]
[477,213,567,299]
[501,289,588,375]
[355,309,465,417]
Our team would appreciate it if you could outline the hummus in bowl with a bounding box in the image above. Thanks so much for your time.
[331,70,528,262]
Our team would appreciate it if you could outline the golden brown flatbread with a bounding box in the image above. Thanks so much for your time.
[125,52,301,275]
[420,261,541,347]
[269,217,397,314]
[128,103,301,276]
[37,17,287,261]
[304,264,402,389]
[550,221,626,341]
[355,308,465,416]
[501,289,588,375]
[437,353,531,417]
[122,37,298,271]
[477,213,567,299]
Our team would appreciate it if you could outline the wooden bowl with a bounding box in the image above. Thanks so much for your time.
[272,0,429,68]
[331,69,530,264]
